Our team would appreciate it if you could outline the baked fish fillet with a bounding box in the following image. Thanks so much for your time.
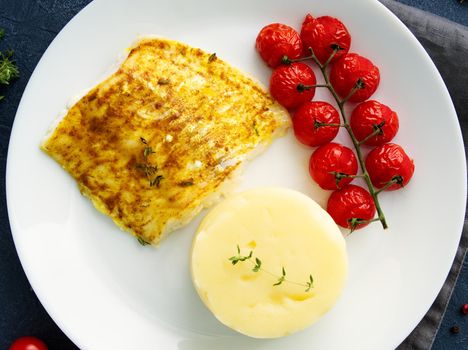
[41,38,290,245]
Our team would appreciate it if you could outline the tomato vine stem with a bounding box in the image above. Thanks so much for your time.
[375,176,403,195]
[306,47,388,229]
[314,120,344,129]
[348,217,381,232]
[357,122,385,146]
[296,83,329,92]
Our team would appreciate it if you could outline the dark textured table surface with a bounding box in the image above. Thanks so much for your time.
[0,1,467,349]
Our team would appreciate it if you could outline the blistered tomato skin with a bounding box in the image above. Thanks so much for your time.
[293,101,340,147]
[366,143,415,191]
[330,53,380,103]
[350,100,399,146]
[256,23,303,68]
[327,185,376,229]
[309,142,358,190]
[300,14,351,64]
[270,62,317,110]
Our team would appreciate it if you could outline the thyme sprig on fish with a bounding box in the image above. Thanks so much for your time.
[151,175,164,187]
[137,236,150,246]
[208,53,217,62]
[252,121,259,136]
[136,137,163,187]
[229,244,314,292]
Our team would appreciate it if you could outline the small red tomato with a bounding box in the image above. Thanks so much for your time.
[9,337,48,350]
[293,101,340,147]
[309,142,358,190]
[256,23,303,68]
[327,184,376,229]
[365,143,415,191]
[300,14,351,65]
[350,100,399,146]
[330,53,380,103]
[270,62,316,110]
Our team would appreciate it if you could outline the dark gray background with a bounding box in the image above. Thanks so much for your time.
[0,0,466,349]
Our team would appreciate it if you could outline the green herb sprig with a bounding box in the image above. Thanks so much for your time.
[136,137,164,187]
[208,53,217,62]
[273,267,286,286]
[229,244,314,292]
[0,28,19,101]
[137,236,150,246]
[252,121,259,136]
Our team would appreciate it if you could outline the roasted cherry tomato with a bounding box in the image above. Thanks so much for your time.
[293,101,340,147]
[350,100,399,146]
[309,142,358,190]
[256,23,303,68]
[365,143,415,191]
[300,14,351,65]
[270,62,316,110]
[330,53,380,103]
[327,184,376,230]
[9,337,48,350]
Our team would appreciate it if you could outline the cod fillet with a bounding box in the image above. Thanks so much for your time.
[42,38,290,245]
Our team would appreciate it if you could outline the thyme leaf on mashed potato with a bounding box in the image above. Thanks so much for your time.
[253,257,262,272]
[305,275,314,292]
[229,244,314,292]
[229,245,253,265]
[273,267,286,286]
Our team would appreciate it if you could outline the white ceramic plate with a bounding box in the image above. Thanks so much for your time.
[6,0,466,349]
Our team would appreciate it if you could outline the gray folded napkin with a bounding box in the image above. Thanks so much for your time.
[379,1,468,349]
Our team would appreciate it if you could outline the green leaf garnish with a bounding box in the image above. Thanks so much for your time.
[150,175,164,187]
[273,267,286,286]
[137,236,150,246]
[253,258,262,272]
[305,274,314,292]
[229,245,253,265]
[0,51,19,86]
[229,245,314,292]
[208,53,217,62]
[143,146,155,159]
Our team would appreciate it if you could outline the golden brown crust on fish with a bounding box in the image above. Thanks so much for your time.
[41,38,290,245]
